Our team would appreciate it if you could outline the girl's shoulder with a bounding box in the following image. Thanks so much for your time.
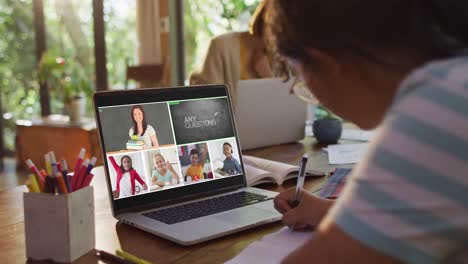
[395,56,468,102]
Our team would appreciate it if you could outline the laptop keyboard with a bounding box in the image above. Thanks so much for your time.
[143,191,272,225]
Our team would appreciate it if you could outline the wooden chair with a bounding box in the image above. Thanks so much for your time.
[125,59,170,89]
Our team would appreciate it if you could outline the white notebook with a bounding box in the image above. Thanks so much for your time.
[226,227,314,264]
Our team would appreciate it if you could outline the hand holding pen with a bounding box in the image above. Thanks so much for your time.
[274,186,334,229]
[290,154,309,206]
[273,153,324,231]
[289,153,308,230]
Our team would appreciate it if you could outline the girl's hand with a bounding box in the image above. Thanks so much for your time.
[274,188,334,228]
[166,161,174,171]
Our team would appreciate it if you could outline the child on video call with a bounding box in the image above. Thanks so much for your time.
[222,142,242,175]
[151,153,180,187]
[109,155,147,199]
[185,143,208,182]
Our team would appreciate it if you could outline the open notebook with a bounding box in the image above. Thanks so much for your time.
[243,155,325,186]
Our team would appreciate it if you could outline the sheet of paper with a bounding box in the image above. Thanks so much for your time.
[341,128,375,142]
[327,143,368,164]
[226,227,313,264]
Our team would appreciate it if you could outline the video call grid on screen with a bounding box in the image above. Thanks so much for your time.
[98,96,244,200]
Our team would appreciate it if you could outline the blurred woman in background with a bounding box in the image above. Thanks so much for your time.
[190,0,272,103]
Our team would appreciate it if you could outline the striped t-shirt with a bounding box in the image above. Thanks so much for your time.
[329,56,468,264]
[129,125,156,148]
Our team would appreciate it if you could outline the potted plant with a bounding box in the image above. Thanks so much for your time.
[38,49,92,122]
[313,105,342,145]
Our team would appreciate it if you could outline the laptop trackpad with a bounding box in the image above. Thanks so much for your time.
[214,207,276,225]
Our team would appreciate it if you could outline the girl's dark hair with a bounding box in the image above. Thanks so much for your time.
[120,155,132,172]
[131,105,147,136]
[265,0,468,75]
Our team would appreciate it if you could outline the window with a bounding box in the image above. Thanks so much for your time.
[184,0,260,80]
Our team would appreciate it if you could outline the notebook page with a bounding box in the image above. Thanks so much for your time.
[327,143,368,164]
[226,227,314,264]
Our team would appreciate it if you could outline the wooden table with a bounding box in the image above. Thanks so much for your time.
[0,139,329,264]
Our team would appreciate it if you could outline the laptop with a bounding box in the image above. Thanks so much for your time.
[93,85,281,245]
[236,78,307,150]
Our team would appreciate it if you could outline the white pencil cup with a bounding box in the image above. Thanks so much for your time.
[23,186,95,263]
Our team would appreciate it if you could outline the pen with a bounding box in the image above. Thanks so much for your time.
[44,153,52,176]
[43,170,56,194]
[39,169,48,181]
[73,148,86,177]
[86,157,97,175]
[26,174,40,193]
[71,148,86,190]
[57,162,62,175]
[61,158,68,176]
[56,171,69,195]
[25,159,44,192]
[116,249,152,264]
[61,159,71,192]
[72,158,89,190]
[78,157,97,189]
[49,152,58,175]
[41,169,51,193]
[25,159,44,181]
[96,250,134,264]
[289,153,309,230]
[81,173,94,189]
[57,162,69,193]
[49,152,64,194]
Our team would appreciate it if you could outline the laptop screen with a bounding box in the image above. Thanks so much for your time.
[94,86,246,212]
